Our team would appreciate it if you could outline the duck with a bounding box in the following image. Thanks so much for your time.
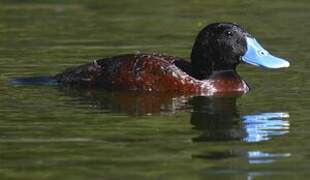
[15,23,290,95]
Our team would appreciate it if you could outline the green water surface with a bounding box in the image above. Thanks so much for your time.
[1,0,310,179]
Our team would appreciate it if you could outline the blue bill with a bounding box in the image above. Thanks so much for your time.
[242,37,290,68]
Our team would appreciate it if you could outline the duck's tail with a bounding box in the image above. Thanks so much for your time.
[10,76,58,86]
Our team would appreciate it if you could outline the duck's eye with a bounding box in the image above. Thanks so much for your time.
[226,31,233,37]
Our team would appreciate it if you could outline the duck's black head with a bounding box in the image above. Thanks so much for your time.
[190,23,290,80]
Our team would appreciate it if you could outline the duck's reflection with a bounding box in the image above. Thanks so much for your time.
[59,88,291,177]
[199,150,292,179]
[189,96,290,143]
[60,87,290,143]
[246,150,291,164]
[190,96,244,142]
[59,87,189,115]
[242,112,289,142]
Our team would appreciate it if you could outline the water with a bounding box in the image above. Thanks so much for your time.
[1,0,310,179]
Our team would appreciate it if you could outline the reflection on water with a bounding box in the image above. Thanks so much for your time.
[195,150,291,164]
[190,96,290,143]
[199,150,291,179]
[247,151,291,164]
[203,151,292,179]
[242,112,290,142]
[59,87,190,115]
[59,88,291,168]
[190,96,243,141]
[189,95,291,176]
[60,87,290,144]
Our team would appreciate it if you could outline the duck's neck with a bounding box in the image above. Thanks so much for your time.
[190,57,238,80]
[190,41,239,80]
[190,46,211,79]
[207,69,241,80]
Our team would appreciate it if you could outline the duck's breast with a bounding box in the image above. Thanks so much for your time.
[198,71,249,96]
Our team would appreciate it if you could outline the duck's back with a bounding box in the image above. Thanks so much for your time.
[55,53,201,92]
